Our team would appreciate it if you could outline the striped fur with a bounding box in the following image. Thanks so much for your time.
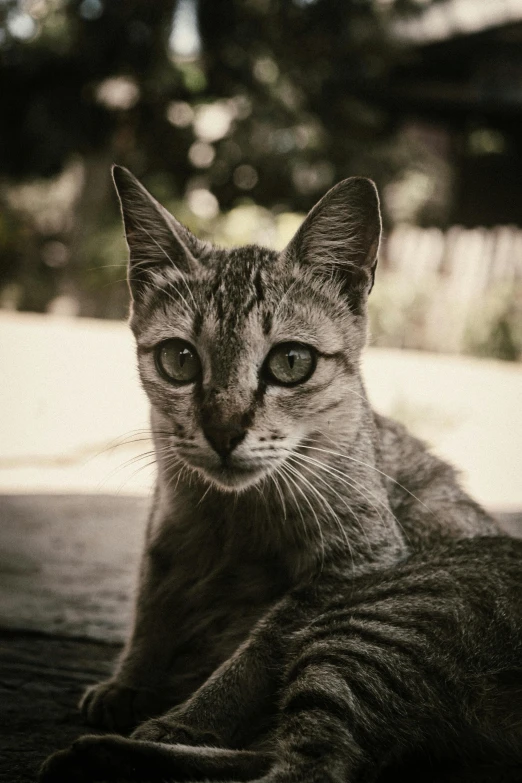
[41,538,522,781]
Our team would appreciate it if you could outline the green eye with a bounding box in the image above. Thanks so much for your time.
[156,339,201,384]
[265,342,316,386]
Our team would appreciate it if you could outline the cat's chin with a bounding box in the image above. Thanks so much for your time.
[195,463,268,493]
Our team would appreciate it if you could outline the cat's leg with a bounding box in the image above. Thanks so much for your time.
[39,731,357,783]
[38,734,273,783]
[40,593,308,783]
[258,668,382,783]
[257,602,443,782]
[80,544,185,731]
[130,633,276,748]
[262,668,522,783]
[131,592,302,748]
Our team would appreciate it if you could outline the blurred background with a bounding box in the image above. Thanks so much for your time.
[1,0,522,357]
[0,6,521,753]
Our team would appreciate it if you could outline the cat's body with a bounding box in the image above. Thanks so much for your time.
[41,536,522,783]
[40,169,517,783]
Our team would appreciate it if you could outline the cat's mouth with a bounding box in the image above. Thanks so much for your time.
[185,453,271,492]
[205,460,268,491]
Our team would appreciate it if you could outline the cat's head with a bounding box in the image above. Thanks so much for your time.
[114,166,381,492]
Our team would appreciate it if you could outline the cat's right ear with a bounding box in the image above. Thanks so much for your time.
[284,177,382,314]
[112,166,203,302]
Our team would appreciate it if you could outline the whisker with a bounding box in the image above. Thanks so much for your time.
[174,267,198,312]
[299,447,407,547]
[96,441,178,489]
[277,465,306,532]
[133,219,197,314]
[290,450,389,526]
[110,457,158,495]
[271,471,287,521]
[302,438,437,531]
[91,428,173,459]
[284,460,348,569]
[286,452,373,558]
[96,451,155,486]
[285,456,356,563]
[85,262,128,271]
[196,482,213,507]
[272,276,302,320]
[158,279,194,316]
[279,463,326,573]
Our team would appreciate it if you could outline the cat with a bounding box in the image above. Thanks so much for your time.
[40,536,522,782]
[38,167,512,781]
[79,167,496,728]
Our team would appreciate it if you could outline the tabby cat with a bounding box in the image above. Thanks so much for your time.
[39,168,520,782]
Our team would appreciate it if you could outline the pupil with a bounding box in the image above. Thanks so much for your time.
[179,351,186,367]
[288,351,295,369]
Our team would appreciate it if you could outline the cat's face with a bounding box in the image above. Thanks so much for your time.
[114,167,381,492]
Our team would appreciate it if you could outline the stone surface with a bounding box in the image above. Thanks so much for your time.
[0,629,118,783]
[0,494,148,643]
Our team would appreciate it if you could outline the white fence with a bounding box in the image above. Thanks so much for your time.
[372,224,522,357]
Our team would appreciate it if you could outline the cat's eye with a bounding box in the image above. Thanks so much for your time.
[264,342,316,386]
[155,339,201,384]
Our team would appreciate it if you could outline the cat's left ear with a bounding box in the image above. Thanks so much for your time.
[284,177,382,312]
[112,165,205,302]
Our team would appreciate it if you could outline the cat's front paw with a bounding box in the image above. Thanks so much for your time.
[80,679,165,731]
[132,715,222,747]
[38,734,133,782]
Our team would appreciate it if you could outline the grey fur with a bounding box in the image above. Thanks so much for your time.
[41,537,522,782]
[39,169,513,783]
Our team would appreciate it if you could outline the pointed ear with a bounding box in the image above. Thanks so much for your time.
[112,166,204,301]
[285,177,382,312]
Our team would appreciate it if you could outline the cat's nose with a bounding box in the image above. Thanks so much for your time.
[203,425,246,458]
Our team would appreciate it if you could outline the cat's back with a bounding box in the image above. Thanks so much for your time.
[373,412,499,547]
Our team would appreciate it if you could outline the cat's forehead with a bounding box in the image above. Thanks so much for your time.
[198,246,345,349]
[134,242,348,355]
[201,244,279,330]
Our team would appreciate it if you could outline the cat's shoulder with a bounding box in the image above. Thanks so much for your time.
[373,412,432,464]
